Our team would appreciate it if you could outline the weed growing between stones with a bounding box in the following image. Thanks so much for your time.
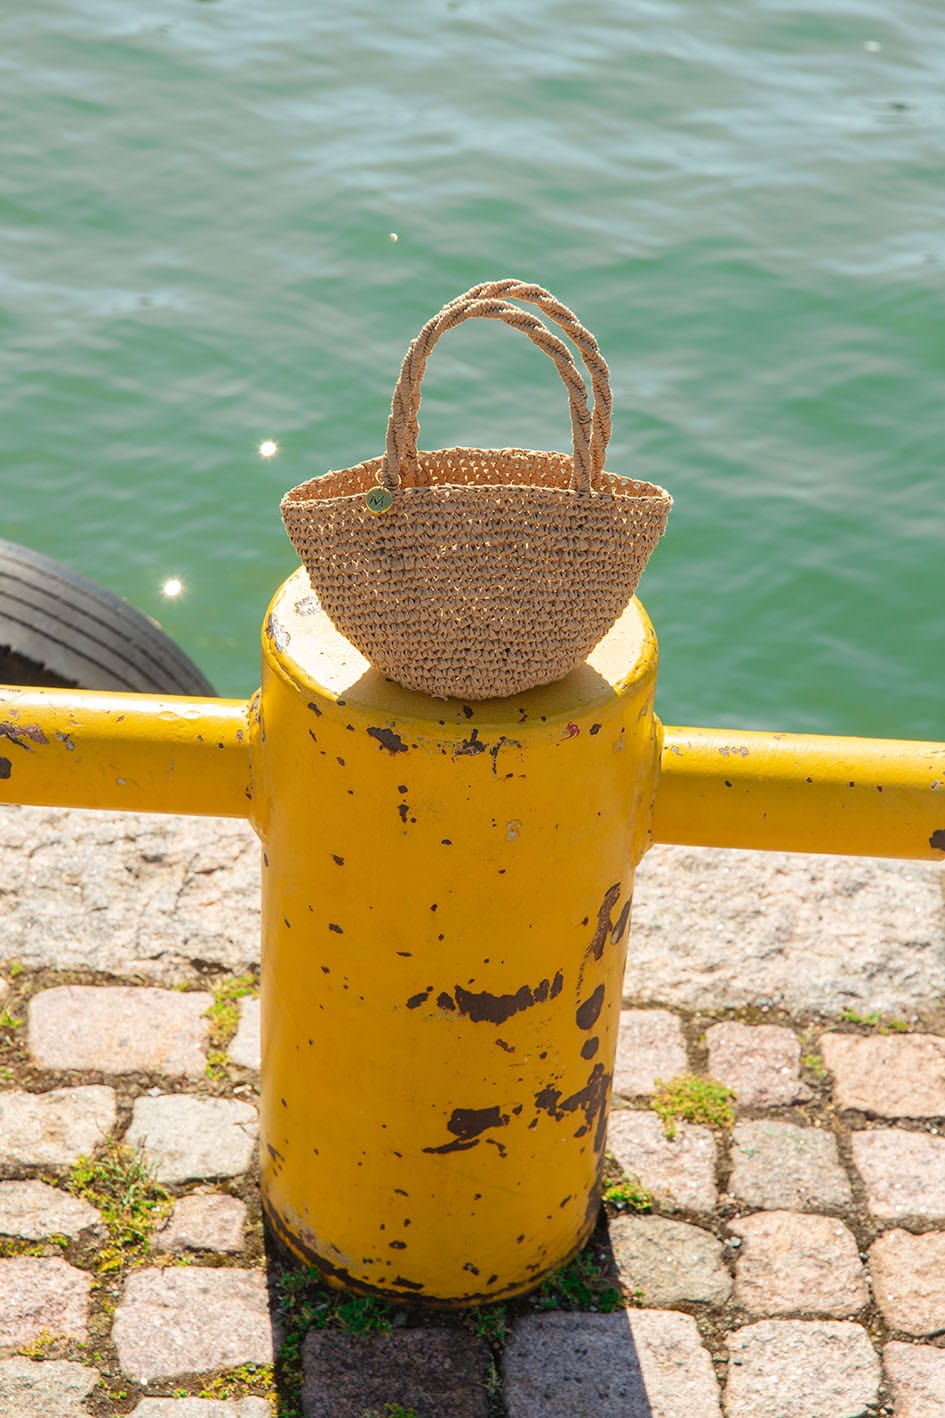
[602,1175,653,1213]
[198,1362,276,1404]
[362,1406,420,1418]
[274,1264,394,1417]
[801,1052,828,1079]
[467,1303,509,1344]
[204,971,258,1079]
[535,1246,622,1313]
[651,1073,735,1139]
[68,1135,171,1274]
[16,1327,59,1359]
[839,1006,909,1032]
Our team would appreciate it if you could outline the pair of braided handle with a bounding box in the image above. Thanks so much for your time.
[380,281,612,496]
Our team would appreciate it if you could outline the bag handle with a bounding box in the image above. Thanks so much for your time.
[381,288,605,495]
[453,280,611,482]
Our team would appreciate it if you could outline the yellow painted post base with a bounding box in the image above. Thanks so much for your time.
[256,569,661,1305]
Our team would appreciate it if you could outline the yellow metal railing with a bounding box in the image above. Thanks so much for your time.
[1,686,943,861]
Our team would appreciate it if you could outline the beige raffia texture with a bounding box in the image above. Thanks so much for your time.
[281,280,672,700]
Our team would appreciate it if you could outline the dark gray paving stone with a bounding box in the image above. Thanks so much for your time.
[301,1328,492,1418]
[503,1310,723,1416]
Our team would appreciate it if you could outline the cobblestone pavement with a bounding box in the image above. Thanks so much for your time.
[0,805,944,1416]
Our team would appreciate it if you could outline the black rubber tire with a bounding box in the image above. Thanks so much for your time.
[0,538,217,696]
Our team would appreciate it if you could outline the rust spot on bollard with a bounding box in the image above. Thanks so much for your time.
[0,721,49,750]
[931,828,945,851]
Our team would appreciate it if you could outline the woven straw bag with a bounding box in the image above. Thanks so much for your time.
[281,279,672,700]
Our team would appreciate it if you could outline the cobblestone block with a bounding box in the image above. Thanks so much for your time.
[0,806,260,979]
[729,1121,852,1210]
[126,1095,258,1184]
[301,1327,491,1417]
[610,1213,732,1307]
[725,1319,881,1417]
[884,1341,945,1417]
[113,1267,272,1382]
[630,844,945,1015]
[613,1010,687,1097]
[0,1357,99,1416]
[869,1229,945,1335]
[851,1130,945,1220]
[28,985,212,1076]
[820,1033,945,1117]
[0,1257,91,1348]
[607,1109,718,1212]
[705,1022,812,1107]
[154,1193,247,1253]
[131,1401,273,1417]
[0,1083,115,1162]
[0,1086,116,1168]
[0,1180,102,1239]
[730,1211,867,1317]
[228,997,261,1071]
[503,1310,722,1416]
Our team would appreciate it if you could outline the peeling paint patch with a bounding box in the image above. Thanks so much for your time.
[587,884,621,962]
[406,988,432,1009]
[534,1062,611,1149]
[931,828,945,852]
[455,728,486,756]
[488,735,519,776]
[0,721,48,751]
[611,898,632,945]
[0,757,10,779]
[307,700,322,717]
[423,1104,509,1155]
[451,973,563,1025]
[367,726,408,754]
[576,984,605,1030]
[266,613,291,652]
[55,731,75,751]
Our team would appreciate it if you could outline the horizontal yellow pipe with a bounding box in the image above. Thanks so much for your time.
[654,726,945,861]
[0,687,254,818]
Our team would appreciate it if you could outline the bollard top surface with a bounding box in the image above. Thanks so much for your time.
[264,568,658,725]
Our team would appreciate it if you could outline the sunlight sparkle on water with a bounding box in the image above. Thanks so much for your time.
[259,439,278,458]
[162,577,183,598]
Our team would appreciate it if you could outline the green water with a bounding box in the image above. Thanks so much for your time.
[2,1,942,738]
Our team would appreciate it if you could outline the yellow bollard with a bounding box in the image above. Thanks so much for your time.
[255,568,662,1303]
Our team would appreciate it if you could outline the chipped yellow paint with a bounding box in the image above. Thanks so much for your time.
[0,688,252,817]
[654,726,945,861]
[256,568,661,1302]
